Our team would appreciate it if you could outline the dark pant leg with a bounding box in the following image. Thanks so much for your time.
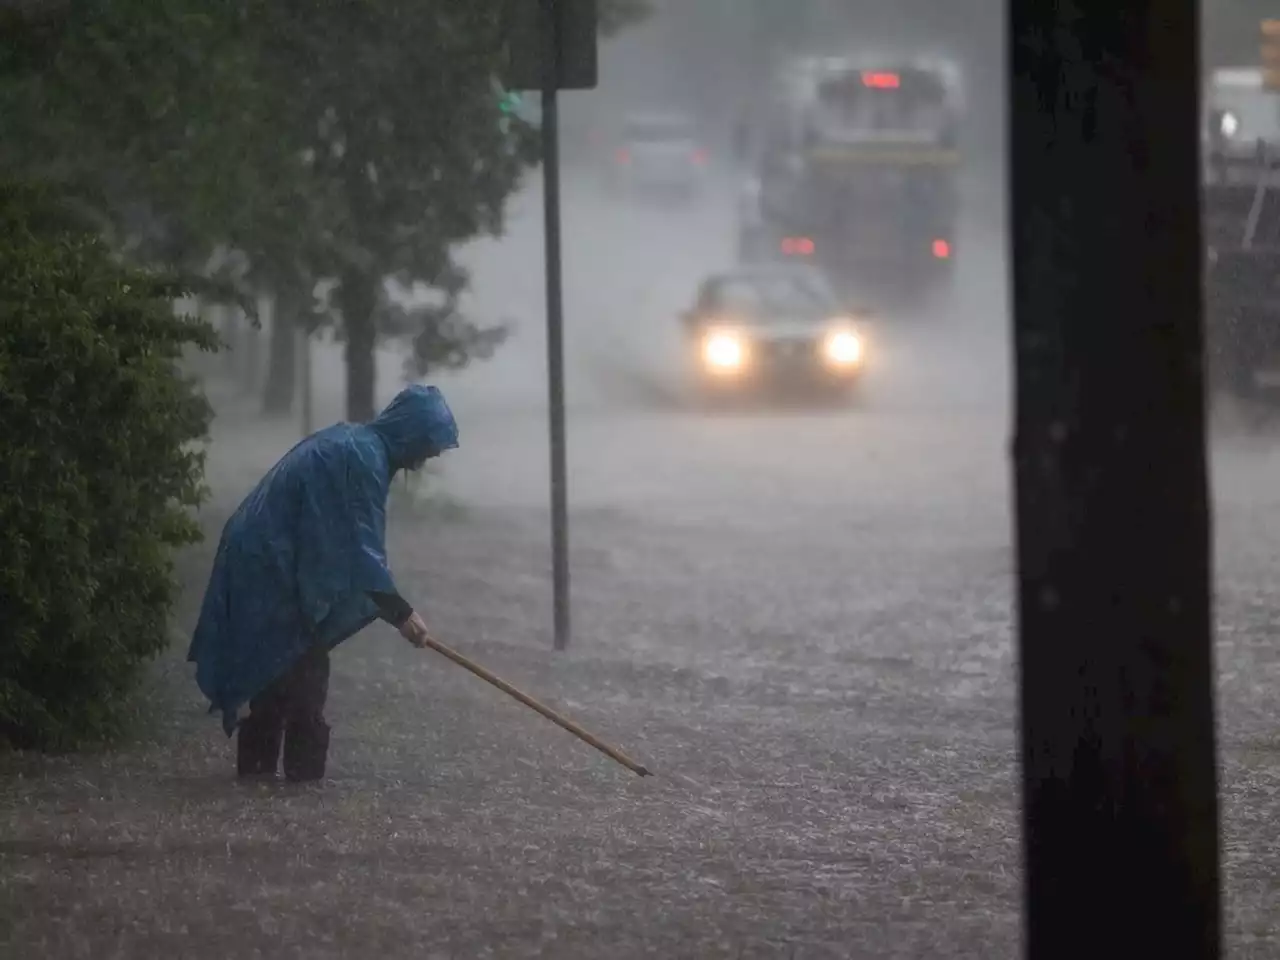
[237,672,291,778]
[281,645,332,782]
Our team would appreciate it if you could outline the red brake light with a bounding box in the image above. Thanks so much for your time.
[616,147,630,164]
[932,239,951,259]
[781,237,815,256]
[862,71,900,89]
[692,147,709,165]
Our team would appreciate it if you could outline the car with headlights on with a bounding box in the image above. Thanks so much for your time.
[680,264,870,402]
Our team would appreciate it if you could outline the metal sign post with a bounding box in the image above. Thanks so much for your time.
[540,0,571,651]
[503,0,597,651]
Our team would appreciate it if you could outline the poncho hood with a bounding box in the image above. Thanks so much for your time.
[369,384,459,472]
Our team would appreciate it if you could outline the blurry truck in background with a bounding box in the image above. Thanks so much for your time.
[736,54,963,312]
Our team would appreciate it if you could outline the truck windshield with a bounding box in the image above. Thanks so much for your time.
[812,69,950,140]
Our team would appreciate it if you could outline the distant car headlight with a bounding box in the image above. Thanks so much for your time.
[1221,110,1240,138]
[823,329,863,366]
[702,330,747,372]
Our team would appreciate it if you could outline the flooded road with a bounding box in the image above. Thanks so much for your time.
[6,166,1280,959]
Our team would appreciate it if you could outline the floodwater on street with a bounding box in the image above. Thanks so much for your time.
[5,162,1280,958]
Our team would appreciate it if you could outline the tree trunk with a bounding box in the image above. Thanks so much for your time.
[261,292,298,417]
[299,322,314,438]
[1011,2,1220,958]
[338,271,378,423]
[219,304,240,376]
[242,309,261,393]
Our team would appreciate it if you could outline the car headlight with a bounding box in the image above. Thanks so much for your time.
[823,329,863,366]
[702,330,747,372]
[1220,110,1240,138]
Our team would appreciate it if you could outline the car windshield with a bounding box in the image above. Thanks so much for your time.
[625,116,695,143]
[715,272,837,317]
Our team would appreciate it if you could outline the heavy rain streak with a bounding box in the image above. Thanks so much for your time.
[0,0,1270,957]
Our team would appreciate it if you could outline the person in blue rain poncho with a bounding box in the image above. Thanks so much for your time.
[189,385,459,782]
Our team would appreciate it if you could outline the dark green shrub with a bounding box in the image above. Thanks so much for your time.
[0,182,218,751]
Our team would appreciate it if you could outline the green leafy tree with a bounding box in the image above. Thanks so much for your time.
[0,2,277,266]
[0,182,217,750]
[235,0,654,422]
[224,3,535,421]
[1,0,652,423]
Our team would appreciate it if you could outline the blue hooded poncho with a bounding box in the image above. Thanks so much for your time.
[188,385,459,735]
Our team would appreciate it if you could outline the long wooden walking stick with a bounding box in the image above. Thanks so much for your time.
[418,634,652,777]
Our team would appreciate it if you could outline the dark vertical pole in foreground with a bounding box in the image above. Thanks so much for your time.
[1010,3,1220,958]
[541,0,571,650]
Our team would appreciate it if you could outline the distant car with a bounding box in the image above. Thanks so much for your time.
[611,112,709,199]
[680,264,871,401]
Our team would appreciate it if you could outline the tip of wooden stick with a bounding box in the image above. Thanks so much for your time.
[635,766,652,777]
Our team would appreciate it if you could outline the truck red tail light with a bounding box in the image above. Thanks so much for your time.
[692,147,709,165]
[781,237,816,255]
[932,239,951,259]
[862,72,901,89]
[615,147,630,164]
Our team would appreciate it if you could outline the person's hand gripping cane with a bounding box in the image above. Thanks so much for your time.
[398,611,433,648]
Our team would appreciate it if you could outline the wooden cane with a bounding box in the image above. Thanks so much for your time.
[418,634,652,777]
